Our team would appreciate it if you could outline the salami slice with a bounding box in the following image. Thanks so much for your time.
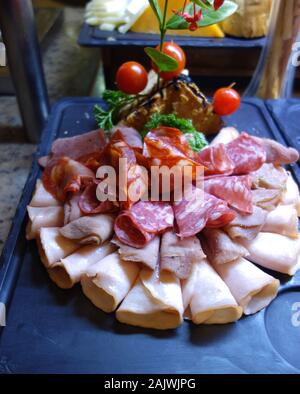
[173,186,236,237]
[114,201,174,248]
[204,175,253,214]
[79,182,119,214]
[197,143,234,176]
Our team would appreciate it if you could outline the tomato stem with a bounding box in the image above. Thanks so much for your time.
[157,0,169,90]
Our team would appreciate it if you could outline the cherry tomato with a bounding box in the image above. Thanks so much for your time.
[116,61,148,94]
[152,42,186,80]
[213,86,241,116]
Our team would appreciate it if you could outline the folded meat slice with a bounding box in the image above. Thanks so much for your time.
[224,206,268,241]
[112,236,160,270]
[59,214,114,245]
[181,259,242,324]
[242,233,300,275]
[29,179,61,207]
[262,205,299,238]
[116,268,184,330]
[197,143,234,176]
[26,206,64,240]
[254,137,299,166]
[251,163,288,191]
[63,192,83,225]
[112,126,143,151]
[37,227,79,268]
[201,228,249,265]
[212,257,280,315]
[210,127,239,146]
[281,172,300,216]
[252,188,282,211]
[160,230,205,279]
[48,243,115,289]
[81,252,139,313]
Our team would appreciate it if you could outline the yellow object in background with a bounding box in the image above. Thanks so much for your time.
[131,0,224,37]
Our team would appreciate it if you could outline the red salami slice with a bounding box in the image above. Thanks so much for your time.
[114,201,174,248]
[225,133,266,175]
[173,187,236,237]
[204,175,253,214]
[197,143,234,176]
[112,126,143,151]
[79,182,119,214]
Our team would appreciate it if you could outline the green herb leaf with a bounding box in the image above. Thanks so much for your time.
[145,47,179,72]
[187,131,208,153]
[94,105,114,133]
[166,0,237,29]
[148,0,163,28]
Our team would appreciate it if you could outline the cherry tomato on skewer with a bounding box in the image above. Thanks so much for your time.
[152,42,186,80]
[116,61,148,95]
[213,86,241,116]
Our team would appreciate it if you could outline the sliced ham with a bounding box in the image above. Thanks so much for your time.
[201,228,249,265]
[29,179,61,207]
[251,163,288,191]
[210,127,239,146]
[181,259,242,324]
[242,233,300,275]
[254,137,299,166]
[204,175,253,214]
[212,257,280,315]
[160,230,205,279]
[63,192,83,225]
[42,156,95,202]
[59,214,114,245]
[173,187,236,238]
[114,201,174,248]
[281,172,300,216]
[37,227,79,268]
[112,236,160,270]
[116,268,183,330]
[48,243,115,289]
[224,206,268,241]
[252,188,282,211]
[262,205,299,238]
[26,206,64,240]
[81,252,139,313]
[50,129,106,161]
[112,126,143,151]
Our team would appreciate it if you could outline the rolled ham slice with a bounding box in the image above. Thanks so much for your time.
[59,214,114,245]
[182,259,242,324]
[63,192,83,225]
[242,233,300,275]
[48,243,115,289]
[201,228,249,265]
[160,230,205,279]
[26,206,64,240]
[212,257,280,315]
[281,172,300,216]
[37,227,79,268]
[210,127,239,146]
[116,268,184,330]
[29,179,61,207]
[81,252,139,313]
[262,205,299,238]
[112,236,160,270]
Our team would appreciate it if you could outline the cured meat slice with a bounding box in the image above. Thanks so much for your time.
[281,172,300,216]
[37,227,79,268]
[204,175,253,214]
[116,268,183,330]
[50,129,106,162]
[224,206,268,241]
[173,187,236,237]
[212,257,280,315]
[251,163,288,191]
[29,179,61,207]
[48,243,115,289]
[26,206,64,240]
[59,214,114,245]
[79,182,119,215]
[252,188,282,211]
[81,252,139,313]
[210,127,239,146]
[197,143,234,176]
[63,192,83,225]
[242,233,300,275]
[114,201,174,248]
[112,236,160,270]
[112,126,143,151]
[160,230,205,279]
[42,156,95,202]
[201,228,249,265]
[181,259,242,324]
[262,205,299,238]
[254,137,299,166]
[225,133,266,175]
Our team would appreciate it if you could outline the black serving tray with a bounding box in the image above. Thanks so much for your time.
[0,98,300,374]
[78,23,266,48]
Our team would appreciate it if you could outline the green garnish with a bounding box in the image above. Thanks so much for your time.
[142,113,208,153]
[94,90,137,133]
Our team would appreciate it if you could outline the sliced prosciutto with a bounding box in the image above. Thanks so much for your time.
[42,156,95,202]
[114,201,174,248]
[173,186,236,238]
[204,175,253,214]
[79,181,119,214]
[112,126,143,151]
